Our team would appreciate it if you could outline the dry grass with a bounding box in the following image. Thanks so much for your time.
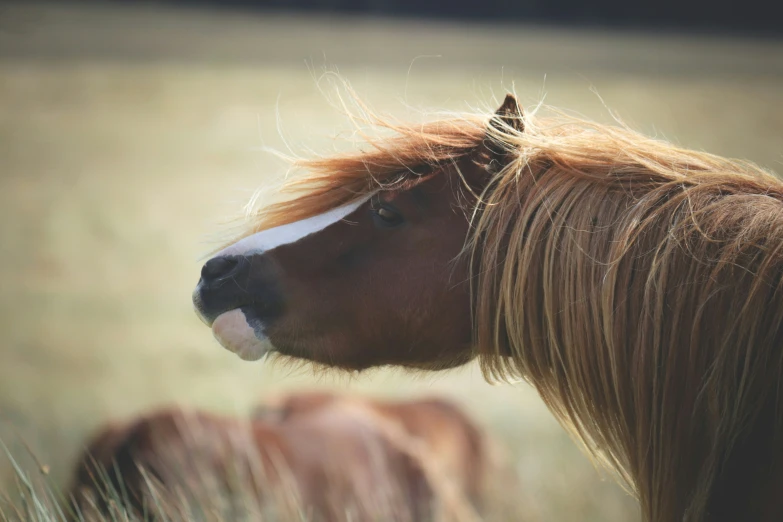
[0,442,536,522]
[1,1,782,520]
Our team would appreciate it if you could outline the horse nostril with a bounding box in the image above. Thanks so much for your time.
[201,256,241,283]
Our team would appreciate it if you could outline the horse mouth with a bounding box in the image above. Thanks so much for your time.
[210,308,273,361]
[192,290,273,361]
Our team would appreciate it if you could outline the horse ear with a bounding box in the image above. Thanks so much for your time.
[474,94,524,175]
[490,94,524,135]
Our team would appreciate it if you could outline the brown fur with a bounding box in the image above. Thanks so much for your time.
[254,391,492,511]
[67,405,434,522]
[196,91,783,521]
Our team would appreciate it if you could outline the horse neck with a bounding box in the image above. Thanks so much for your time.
[704,408,783,522]
[746,459,783,522]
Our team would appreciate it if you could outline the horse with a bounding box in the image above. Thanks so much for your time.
[192,93,783,521]
[66,404,437,522]
[253,391,494,511]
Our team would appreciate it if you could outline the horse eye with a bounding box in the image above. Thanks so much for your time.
[373,206,404,227]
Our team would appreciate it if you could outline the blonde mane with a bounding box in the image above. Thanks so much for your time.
[240,97,783,521]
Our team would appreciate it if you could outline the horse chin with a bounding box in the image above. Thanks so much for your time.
[211,309,273,362]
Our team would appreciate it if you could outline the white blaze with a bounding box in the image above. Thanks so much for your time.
[215,193,373,257]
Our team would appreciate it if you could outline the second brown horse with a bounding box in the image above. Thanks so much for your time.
[67,402,436,522]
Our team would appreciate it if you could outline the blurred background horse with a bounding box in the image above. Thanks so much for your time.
[67,400,445,522]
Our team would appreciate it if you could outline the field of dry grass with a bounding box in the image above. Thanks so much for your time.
[1,2,782,520]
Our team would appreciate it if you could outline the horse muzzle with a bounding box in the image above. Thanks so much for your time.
[192,254,283,327]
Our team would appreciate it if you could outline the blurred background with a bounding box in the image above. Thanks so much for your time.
[1,1,781,520]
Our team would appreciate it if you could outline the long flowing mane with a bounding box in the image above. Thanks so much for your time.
[238,96,783,521]
[470,108,783,521]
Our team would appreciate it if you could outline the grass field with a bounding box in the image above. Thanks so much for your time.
[1,2,782,520]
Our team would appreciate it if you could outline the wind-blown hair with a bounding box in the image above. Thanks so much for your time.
[471,103,783,521]
[238,95,783,521]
